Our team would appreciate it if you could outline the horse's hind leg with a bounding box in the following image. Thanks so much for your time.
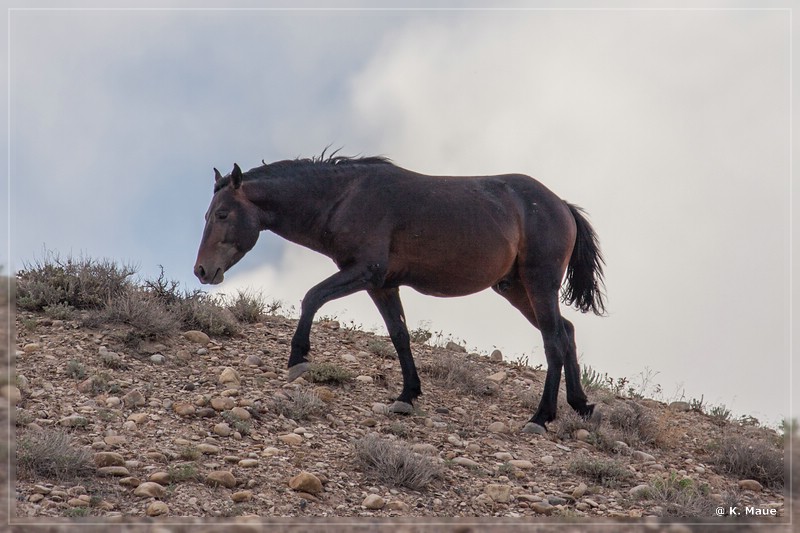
[367,287,421,414]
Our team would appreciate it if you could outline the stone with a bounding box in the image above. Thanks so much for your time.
[230,406,251,420]
[540,455,554,465]
[508,460,534,470]
[278,433,303,446]
[97,466,130,477]
[150,354,165,364]
[488,421,508,433]
[184,330,210,344]
[490,349,503,362]
[632,450,655,462]
[104,435,127,447]
[572,482,588,499]
[244,354,262,366]
[134,482,166,498]
[445,341,466,352]
[146,501,169,516]
[487,371,507,384]
[452,457,480,468]
[738,479,763,492]
[485,484,512,503]
[214,423,232,437]
[387,500,410,512]
[575,429,591,442]
[149,472,171,484]
[629,484,651,498]
[206,470,237,489]
[531,501,554,515]
[122,389,146,407]
[232,490,253,503]
[59,415,88,427]
[127,412,149,424]
[173,403,196,417]
[341,353,358,363]
[412,443,438,456]
[211,397,235,411]
[2,385,21,405]
[197,443,221,455]
[288,471,323,495]
[238,459,258,468]
[355,375,373,384]
[219,367,240,386]
[94,452,125,467]
[494,452,513,461]
[668,401,691,412]
[119,477,142,488]
[68,498,88,507]
[372,402,388,415]
[363,494,385,509]
[314,386,336,403]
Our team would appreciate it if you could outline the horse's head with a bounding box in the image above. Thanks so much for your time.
[194,163,261,285]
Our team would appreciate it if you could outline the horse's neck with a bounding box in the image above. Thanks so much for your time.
[249,173,350,255]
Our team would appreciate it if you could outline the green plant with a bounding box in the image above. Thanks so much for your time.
[409,324,433,344]
[581,365,607,391]
[66,360,86,380]
[569,457,632,487]
[708,404,732,426]
[353,434,442,490]
[366,339,395,359]
[178,446,201,461]
[168,462,202,482]
[43,302,75,320]
[305,362,354,384]
[637,472,716,517]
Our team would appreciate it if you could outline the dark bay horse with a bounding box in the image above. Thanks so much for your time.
[194,154,606,433]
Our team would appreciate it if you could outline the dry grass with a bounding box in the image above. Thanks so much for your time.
[635,473,717,517]
[271,388,325,421]
[226,289,267,323]
[17,429,93,481]
[353,434,442,491]
[569,457,633,487]
[91,290,180,343]
[420,353,493,397]
[305,362,354,385]
[708,434,785,490]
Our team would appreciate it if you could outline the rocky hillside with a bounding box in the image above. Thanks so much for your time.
[7,296,796,531]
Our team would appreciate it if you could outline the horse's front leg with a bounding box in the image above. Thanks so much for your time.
[287,264,383,381]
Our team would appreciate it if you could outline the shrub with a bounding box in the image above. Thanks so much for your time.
[305,362,354,385]
[92,290,180,342]
[708,434,784,490]
[65,360,86,380]
[549,408,592,441]
[606,401,665,448]
[17,251,135,311]
[353,434,442,490]
[227,289,266,323]
[271,388,324,421]
[420,353,493,397]
[569,457,632,487]
[17,429,93,480]
[636,472,717,517]
[168,463,202,482]
[175,292,239,336]
[366,339,395,359]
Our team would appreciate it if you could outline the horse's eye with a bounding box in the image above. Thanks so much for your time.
[216,211,229,220]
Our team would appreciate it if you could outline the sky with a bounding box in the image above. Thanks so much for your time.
[2,1,795,428]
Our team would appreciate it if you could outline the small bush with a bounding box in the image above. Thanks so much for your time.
[708,434,784,490]
[93,290,180,341]
[549,408,591,441]
[305,362,354,385]
[179,446,201,461]
[43,303,75,320]
[420,353,493,397]
[367,339,395,359]
[17,429,93,480]
[569,457,632,487]
[409,326,433,344]
[271,388,324,421]
[606,401,664,448]
[227,289,266,323]
[17,251,135,311]
[354,434,442,490]
[176,293,239,336]
[168,462,202,482]
[637,473,717,517]
[66,360,86,380]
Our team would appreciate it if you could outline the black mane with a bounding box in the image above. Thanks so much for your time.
[213,151,393,192]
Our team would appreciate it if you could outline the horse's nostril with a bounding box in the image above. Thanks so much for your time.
[195,264,206,279]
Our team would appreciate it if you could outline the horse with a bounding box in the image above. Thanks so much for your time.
[194,152,606,433]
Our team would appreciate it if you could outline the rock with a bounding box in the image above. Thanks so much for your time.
[149,472,171,484]
[490,349,503,362]
[540,455,554,465]
[668,401,691,412]
[487,371,507,384]
[289,471,322,495]
[184,330,210,344]
[2,385,21,405]
[127,412,148,424]
[485,484,512,503]
[104,435,127,447]
[97,466,130,477]
[495,452,514,461]
[278,433,303,446]
[59,415,88,427]
[229,406,251,420]
[232,490,253,503]
[244,354,262,366]
[314,386,336,403]
[445,341,466,353]
[575,429,591,442]
[632,450,655,462]
[238,459,258,468]
[149,354,165,364]
[629,484,651,498]
[197,443,220,455]
[173,403,196,417]
[211,397,235,411]
[522,422,546,435]
[531,501,554,515]
[355,375,373,384]
[134,482,166,498]
[341,353,358,363]
[488,421,508,433]
[214,423,232,437]
[68,497,88,507]
[362,494,386,509]
[387,500,410,512]
[119,477,141,488]
[412,443,438,456]
[372,402,388,415]
[146,501,169,516]
[738,479,763,492]
[219,367,240,386]
[572,482,588,499]
[122,389,146,407]
[206,471,237,489]
[508,460,533,470]
[94,452,125,467]
[452,457,480,468]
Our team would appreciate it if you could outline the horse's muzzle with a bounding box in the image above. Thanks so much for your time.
[194,263,223,285]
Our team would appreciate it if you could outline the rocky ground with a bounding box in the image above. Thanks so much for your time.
[4,301,796,532]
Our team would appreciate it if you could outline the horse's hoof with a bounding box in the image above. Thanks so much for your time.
[388,401,414,414]
[588,407,603,429]
[522,422,547,435]
[286,362,309,382]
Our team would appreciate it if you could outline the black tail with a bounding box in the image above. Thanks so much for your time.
[562,203,607,316]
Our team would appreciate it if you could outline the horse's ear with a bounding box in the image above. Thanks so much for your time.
[214,168,223,182]
[231,163,242,190]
